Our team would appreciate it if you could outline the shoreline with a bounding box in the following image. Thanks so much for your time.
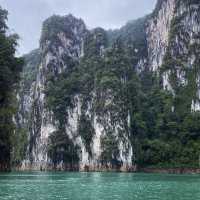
[9,166,200,174]
[138,167,200,174]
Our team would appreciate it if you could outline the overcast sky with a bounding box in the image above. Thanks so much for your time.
[0,0,156,55]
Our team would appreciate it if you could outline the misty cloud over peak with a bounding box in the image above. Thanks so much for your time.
[0,0,156,55]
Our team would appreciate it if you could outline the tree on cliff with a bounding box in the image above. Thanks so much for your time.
[0,6,23,171]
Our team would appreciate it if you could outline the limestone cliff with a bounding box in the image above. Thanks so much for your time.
[19,15,133,171]
[17,0,200,171]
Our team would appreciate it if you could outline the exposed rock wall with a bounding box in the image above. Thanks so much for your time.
[19,15,133,171]
[147,0,200,110]
[18,0,200,171]
[146,0,176,71]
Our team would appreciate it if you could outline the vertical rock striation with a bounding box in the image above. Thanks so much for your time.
[19,14,133,171]
[17,0,200,171]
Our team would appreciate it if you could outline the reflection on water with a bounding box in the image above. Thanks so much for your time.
[0,172,200,200]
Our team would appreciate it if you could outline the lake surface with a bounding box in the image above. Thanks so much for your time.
[0,172,199,200]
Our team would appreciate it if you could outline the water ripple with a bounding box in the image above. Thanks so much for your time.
[0,172,200,200]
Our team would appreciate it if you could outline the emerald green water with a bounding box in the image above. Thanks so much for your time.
[0,172,199,200]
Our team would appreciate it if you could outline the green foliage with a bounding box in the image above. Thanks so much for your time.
[45,29,107,160]
[138,139,200,168]
[84,28,108,58]
[48,130,80,168]
[100,134,120,166]
[40,14,85,46]
[44,10,200,169]
[46,70,81,126]
[0,7,7,31]
[133,70,200,168]
[108,17,148,61]
[0,6,23,171]
[11,128,28,167]
[22,49,41,91]
[139,0,200,169]
[78,115,95,156]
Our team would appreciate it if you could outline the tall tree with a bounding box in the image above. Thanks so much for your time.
[0,6,23,171]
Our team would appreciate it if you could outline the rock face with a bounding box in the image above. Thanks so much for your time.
[146,0,176,71]
[19,15,133,171]
[146,0,200,110]
[25,15,88,170]
[18,0,200,171]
